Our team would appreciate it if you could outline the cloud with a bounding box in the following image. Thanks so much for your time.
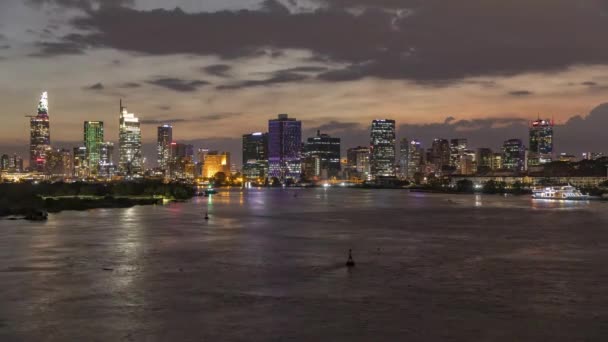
[83,82,104,90]
[508,90,534,97]
[26,0,134,10]
[118,82,141,88]
[202,64,231,77]
[30,1,604,82]
[140,112,243,125]
[147,77,209,92]
[581,81,598,86]
[140,118,187,125]
[29,40,86,57]
[217,70,309,90]
[198,112,243,121]
[158,105,171,111]
[0,45,10,50]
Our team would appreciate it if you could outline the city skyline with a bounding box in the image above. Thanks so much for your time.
[2,0,608,162]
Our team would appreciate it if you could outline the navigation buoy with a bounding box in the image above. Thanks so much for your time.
[346,249,355,267]
[204,212,209,220]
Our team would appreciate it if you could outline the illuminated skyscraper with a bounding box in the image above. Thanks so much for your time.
[370,119,396,178]
[99,142,115,178]
[0,155,9,171]
[407,139,424,179]
[503,139,526,172]
[431,138,451,173]
[529,118,554,166]
[118,100,143,176]
[398,138,410,179]
[450,138,468,169]
[157,125,172,172]
[46,148,73,179]
[73,147,87,179]
[203,151,230,178]
[29,92,51,172]
[84,121,104,174]
[268,114,302,181]
[242,132,268,182]
[476,148,493,173]
[346,146,370,180]
[303,130,341,180]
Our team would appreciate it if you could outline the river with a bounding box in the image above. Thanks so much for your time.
[1,189,608,341]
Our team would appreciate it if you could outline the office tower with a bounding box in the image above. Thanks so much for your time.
[460,154,476,175]
[476,148,493,173]
[503,139,526,172]
[73,147,88,178]
[529,118,554,166]
[450,138,468,168]
[431,138,451,173]
[11,154,23,173]
[157,125,173,172]
[169,143,195,179]
[268,114,302,181]
[407,139,424,179]
[370,119,396,178]
[0,154,9,171]
[303,130,341,180]
[398,138,410,179]
[46,148,73,179]
[118,100,143,176]
[203,151,231,179]
[99,142,115,178]
[242,132,268,182]
[84,121,104,174]
[346,146,370,180]
[29,92,51,172]
[491,153,503,170]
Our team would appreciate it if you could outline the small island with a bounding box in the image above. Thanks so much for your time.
[0,181,196,219]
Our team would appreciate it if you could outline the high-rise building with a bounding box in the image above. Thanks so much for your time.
[346,146,370,180]
[169,143,195,179]
[242,132,268,182]
[29,92,51,172]
[476,148,493,173]
[157,125,173,172]
[529,119,554,166]
[73,146,87,179]
[303,130,341,180]
[491,153,503,170]
[407,139,424,179]
[431,138,451,173]
[0,154,9,171]
[450,139,468,168]
[203,151,230,178]
[398,138,410,179]
[99,142,115,178]
[503,139,526,172]
[582,152,604,160]
[46,148,73,179]
[370,119,396,178]
[268,114,302,181]
[118,100,143,176]
[84,121,104,174]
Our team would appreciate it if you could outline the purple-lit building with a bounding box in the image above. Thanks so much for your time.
[268,114,302,181]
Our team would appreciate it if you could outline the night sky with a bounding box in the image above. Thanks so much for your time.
[2,0,608,166]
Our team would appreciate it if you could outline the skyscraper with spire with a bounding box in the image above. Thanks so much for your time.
[118,100,143,176]
[29,91,51,172]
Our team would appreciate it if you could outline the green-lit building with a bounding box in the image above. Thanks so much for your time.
[84,121,104,174]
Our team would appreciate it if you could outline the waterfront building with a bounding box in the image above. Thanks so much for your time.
[450,139,468,169]
[529,118,554,166]
[303,130,341,180]
[491,153,503,170]
[157,125,173,172]
[476,148,493,173]
[73,147,87,178]
[0,154,9,171]
[503,139,526,172]
[558,153,577,162]
[407,140,424,179]
[118,100,143,176]
[169,143,194,179]
[268,114,302,181]
[370,119,396,178]
[346,146,370,181]
[203,151,230,179]
[582,152,604,160]
[46,148,73,179]
[242,132,268,182]
[29,92,51,172]
[398,138,410,179]
[431,138,451,174]
[459,153,476,175]
[99,142,115,178]
[84,121,104,175]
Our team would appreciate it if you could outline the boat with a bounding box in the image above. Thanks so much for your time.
[531,185,589,200]
[204,188,218,196]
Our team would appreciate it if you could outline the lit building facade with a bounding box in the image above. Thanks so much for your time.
[476,148,493,173]
[529,119,554,166]
[29,92,51,172]
[431,138,451,173]
[0,155,9,171]
[203,151,230,178]
[99,142,115,178]
[268,114,302,181]
[73,147,87,178]
[346,146,370,181]
[398,138,409,179]
[157,125,173,172]
[46,148,73,179]
[242,132,268,182]
[84,121,104,175]
[118,100,143,176]
[503,139,526,172]
[491,153,503,170]
[407,139,424,179]
[169,143,195,179]
[450,138,468,169]
[303,130,341,180]
[370,119,396,178]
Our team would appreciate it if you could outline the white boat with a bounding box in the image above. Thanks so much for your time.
[531,185,589,200]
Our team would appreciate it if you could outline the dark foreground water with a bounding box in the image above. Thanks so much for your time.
[1,189,608,341]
